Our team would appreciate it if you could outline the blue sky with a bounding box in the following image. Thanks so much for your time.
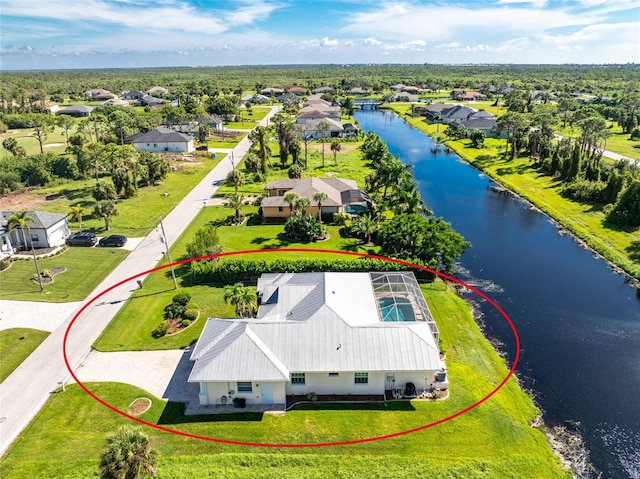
[1,0,639,70]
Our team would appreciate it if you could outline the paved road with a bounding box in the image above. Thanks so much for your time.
[0,106,281,456]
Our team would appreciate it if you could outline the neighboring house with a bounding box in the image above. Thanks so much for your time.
[125,126,195,153]
[452,89,487,101]
[312,86,334,94]
[346,87,370,96]
[101,98,130,107]
[92,91,117,101]
[122,90,146,100]
[260,87,284,96]
[261,177,370,219]
[275,93,301,104]
[401,86,423,95]
[417,103,455,120]
[189,271,447,407]
[295,117,344,139]
[83,88,110,98]
[342,123,358,137]
[57,105,94,117]
[390,84,406,91]
[440,105,478,124]
[287,86,308,94]
[146,86,169,95]
[134,94,164,107]
[449,117,499,136]
[392,92,418,102]
[1,211,70,257]
[198,114,224,131]
[32,100,60,114]
[249,94,270,104]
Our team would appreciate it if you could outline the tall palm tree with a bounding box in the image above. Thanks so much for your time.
[283,192,298,217]
[330,139,341,165]
[351,213,378,245]
[99,425,157,479]
[224,193,245,223]
[68,204,86,232]
[224,282,257,318]
[317,120,330,167]
[294,197,311,216]
[7,211,43,291]
[313,191,328,222]
[93,200,118,231]
[225,169,245,196]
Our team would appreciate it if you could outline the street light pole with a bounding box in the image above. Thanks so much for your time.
[159,216,178,290]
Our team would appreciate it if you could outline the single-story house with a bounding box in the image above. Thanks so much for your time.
[125,126,195,153]
[198,114,223,131]
[401,86,423,95]
[134,94,164,107]
[32,100,61,114]
[393,92,418,102]
[312,86,334,94]
[57,105,94,117]
[261,87,284,96]
[295,117,344,139]
[449,117,499,136]
[346,87,370,96]
[261,177,370,219]
[452,90,486,101]
[288,86,308,94]
[92,91,117,101]
[83,88,110,98]
[1,211,70,258]
[189,271,447,407]
[248,94,270,104]
[122,90,146,100]
[415,103,454,120]
[276,93,301,104]
[390,84,406,91]
[440,105,478,124]
[102,98,130,107]
[146,86,169,95]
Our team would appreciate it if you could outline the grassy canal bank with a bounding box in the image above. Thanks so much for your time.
[386,103,640,281]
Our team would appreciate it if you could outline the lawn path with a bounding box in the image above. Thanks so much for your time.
[0,106,281,456]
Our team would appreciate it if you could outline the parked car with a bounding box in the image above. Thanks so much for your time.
[98,235,127,247]
[65,232,97,246]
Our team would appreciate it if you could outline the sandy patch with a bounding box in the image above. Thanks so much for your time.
[44,142,64,148]
[0,189,48,211]
[308,142,358,154]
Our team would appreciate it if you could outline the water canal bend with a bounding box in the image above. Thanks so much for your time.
[354,108,640,478]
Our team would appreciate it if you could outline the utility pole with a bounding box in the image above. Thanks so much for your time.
[159,216,178,289]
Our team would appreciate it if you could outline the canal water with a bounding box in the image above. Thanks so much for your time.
[354,109,640,478]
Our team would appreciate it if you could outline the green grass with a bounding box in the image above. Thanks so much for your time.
[94,205,377,352]
[0,328,50,382]
[1,126,69,157]
[13,154,223,237]
[0,280,569,478]
[0,247,128,302]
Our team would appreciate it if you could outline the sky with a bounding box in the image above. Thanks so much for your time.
[1,0,639,71]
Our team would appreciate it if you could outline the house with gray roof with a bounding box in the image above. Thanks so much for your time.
[1,211,70,258]
[134,94,164,107]
[125,127,195,153]
[189,271,447,408]
[261,177,370,220]
[122,90,146,100]
[57,105,94,117]
[295,117,344,139]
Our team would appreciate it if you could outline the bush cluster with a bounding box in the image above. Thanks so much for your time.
[152,291,197,338]
[189,257,435,284]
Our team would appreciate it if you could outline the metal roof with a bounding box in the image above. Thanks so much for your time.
[189,273,444,383]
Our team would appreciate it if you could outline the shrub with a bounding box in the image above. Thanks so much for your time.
[163,303,182,320]
[561,180,606,202]
[283,214,327,241]
[288,163,303,179]
[0,259,10,271]
[332,213,351,225]
[151,322,169,338]
[181,319,192,327]
[183,308,199,321]
[172,291,192,306]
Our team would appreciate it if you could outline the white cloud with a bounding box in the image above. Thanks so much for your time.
[321,37,339,47]
[496,0,547,7]
[363,37,382,46]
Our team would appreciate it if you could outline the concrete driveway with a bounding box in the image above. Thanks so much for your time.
[0,300,82,332]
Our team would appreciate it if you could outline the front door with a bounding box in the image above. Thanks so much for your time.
[261,384,273,404]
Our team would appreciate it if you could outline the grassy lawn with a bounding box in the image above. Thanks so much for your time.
[0,247,128,302]
[0,328,50,383]
[1,126,69,157]
[0,279,569,478]
[94,205,377,352]
[9,154,223,237]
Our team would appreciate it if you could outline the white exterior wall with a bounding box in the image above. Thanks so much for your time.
[388,371,441,395]
[46,221,70,247]
[134,140,194,153]
[199,381,286,406]
[285,371,386,396]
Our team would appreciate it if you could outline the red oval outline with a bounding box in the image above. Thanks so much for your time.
[64,248,520,447]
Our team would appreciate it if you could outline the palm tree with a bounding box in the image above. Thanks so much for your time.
[93,200,118,231]
[317,120,330,167]
[224,193,245,223]
[294,197,311,216]
[68,204,86,232]
[99,425,157,479]
[225,169,245,195]
[283,192,298,217]
[351,213,378,244]
[313,191,328,222]
[7,211,43,291]
[330,139,341,165]
[224,282,257,317]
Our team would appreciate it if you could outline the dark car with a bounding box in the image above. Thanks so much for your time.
[65,232,97,246]
[98,235,127,247]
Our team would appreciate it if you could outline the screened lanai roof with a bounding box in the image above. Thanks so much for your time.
[370,271,439,344]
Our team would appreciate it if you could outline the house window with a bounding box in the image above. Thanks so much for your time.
[354,372,368,384]
[328,372,339,377]
[278,207,283,212]
[237,381,252,393]
[291,373,306,385]
[31,234,39,242]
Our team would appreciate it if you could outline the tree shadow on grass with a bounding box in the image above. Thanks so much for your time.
[626,240,640,263]
[158,401,265,424]
[339,239,362,252]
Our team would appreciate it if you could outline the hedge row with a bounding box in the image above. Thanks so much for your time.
[189,257,435,284]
